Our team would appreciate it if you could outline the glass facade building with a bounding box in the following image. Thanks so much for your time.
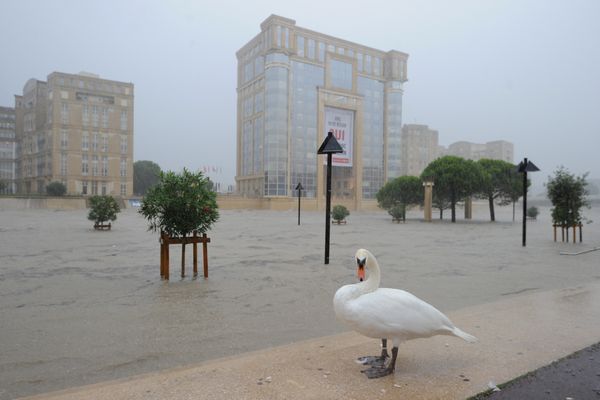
[236,15,408,209]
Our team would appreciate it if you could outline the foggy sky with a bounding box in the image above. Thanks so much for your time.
[1,0,599,192]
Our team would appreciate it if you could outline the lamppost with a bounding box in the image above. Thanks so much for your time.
[517,157,539,247]
[318,130,343,264]
[295,182,303,226]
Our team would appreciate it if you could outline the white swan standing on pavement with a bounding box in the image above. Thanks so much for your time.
[333,248,477,378]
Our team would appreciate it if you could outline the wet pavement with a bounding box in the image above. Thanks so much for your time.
[474,343,600,400]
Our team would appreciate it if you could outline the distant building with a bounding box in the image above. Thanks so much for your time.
[400,124,439,176]
[0,106,16,194]
[444,140,513,163]
[236,15,408,209]
[14,72,134,196]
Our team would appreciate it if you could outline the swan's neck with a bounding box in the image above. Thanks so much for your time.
[360,256,381,293]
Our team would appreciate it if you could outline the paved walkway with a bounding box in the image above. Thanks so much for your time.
[20,282,600,400]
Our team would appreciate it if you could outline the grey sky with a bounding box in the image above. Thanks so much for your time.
[1,0,599,191]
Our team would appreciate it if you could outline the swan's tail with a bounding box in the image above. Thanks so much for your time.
[452,327,478,343]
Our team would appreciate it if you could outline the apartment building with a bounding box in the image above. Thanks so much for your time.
[15,72,134,196]
[0,106,16,194]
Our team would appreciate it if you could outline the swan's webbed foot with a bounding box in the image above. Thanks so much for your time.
[361,364,394,378]
[357,338,389,367]
[360,346,398,379]
[356,355,388,367]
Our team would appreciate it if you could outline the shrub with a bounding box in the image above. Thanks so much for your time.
[388,204,405,222]
[46,181,67,196]
[527,206,539,219]
[332,205,350,223]
[88,195,120,225]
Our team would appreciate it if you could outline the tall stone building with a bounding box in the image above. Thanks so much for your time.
[400,124,439,176]
[236,15,408,209]
[14,72,134,196]
[444,140,513,163]
[0,106,16,194]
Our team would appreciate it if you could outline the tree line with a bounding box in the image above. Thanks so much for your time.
[377,156,527,223]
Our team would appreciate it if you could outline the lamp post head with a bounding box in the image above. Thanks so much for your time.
[295,182,304,191]
[317,130,344,154]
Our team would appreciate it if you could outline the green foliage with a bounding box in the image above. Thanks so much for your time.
[388,205,405,221]
[139,168,219,237]
[0,179,6,192]
[477,159,519,221]
[332,204,350,222]
[546,166,589,226]
[88,195,120,224]
[133,160,162,196]
[46,181,67,196]
[376,175,423,215]
[527,206,539,219]
[421,156,485,222]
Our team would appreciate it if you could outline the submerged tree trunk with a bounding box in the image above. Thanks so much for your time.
[181,234,186,278]
[451,190,457,223]
[489,195,496,222]
[512,201,516,222]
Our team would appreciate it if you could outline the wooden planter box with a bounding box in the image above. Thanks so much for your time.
[94,222,111,230]
[160,231,210,280]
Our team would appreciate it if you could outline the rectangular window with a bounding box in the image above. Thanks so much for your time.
[120,183,127,196]
[61,103,69,124]
[81,154,89,176]
[330,59,353,90]
[92,105,99,127]
[120,136,127,154]
[101,107,109,128]
[92,132,99,152]
[102,156,108,177]
[102,134,108,152]
[92,155,98,176]
[82,180,88,195]
[120,158,127,177]
[91,180,98,195]
[101,182,107,195]
[296,36,304,57]
[61,129,68,149]
[120,110,127,131]
[82,104,89,126]
[60,153,67,176]
[308,39,315,59]
[318,42,325,62]
[82,131,89,150]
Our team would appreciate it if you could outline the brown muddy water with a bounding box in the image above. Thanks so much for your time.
[1,204,599,399]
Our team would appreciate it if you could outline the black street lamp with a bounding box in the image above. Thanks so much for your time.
[295,182,303,226]
[318,130,343,264]
[517,157,540,247]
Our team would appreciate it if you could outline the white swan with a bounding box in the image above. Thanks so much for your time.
[333,248,477,378]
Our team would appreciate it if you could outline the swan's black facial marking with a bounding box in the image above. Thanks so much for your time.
[357,256,366,281]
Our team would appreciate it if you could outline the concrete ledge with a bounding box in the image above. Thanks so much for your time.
[19,282,600,400]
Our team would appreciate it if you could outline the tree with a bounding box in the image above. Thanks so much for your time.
[133,160,162,196]
[376,176,423,222]
[46,181,67,196]
[139,169,219,265]
[88,195,120,226]
[0,179,7,193]
[477,159,516,222]
[421,156,484,223]
[546,166,589,227]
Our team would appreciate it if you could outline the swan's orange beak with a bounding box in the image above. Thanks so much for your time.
[357,265,365,282]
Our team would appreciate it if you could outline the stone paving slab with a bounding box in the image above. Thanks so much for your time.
[19,282,600,400]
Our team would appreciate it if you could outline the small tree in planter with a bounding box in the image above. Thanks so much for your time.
[332,204,349,224]
[88,195,120,230]
[139,169,219,278]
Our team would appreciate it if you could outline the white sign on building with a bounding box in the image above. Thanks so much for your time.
[324,107,354,167]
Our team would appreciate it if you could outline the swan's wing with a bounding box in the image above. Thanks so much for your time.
[346,288,455,339]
